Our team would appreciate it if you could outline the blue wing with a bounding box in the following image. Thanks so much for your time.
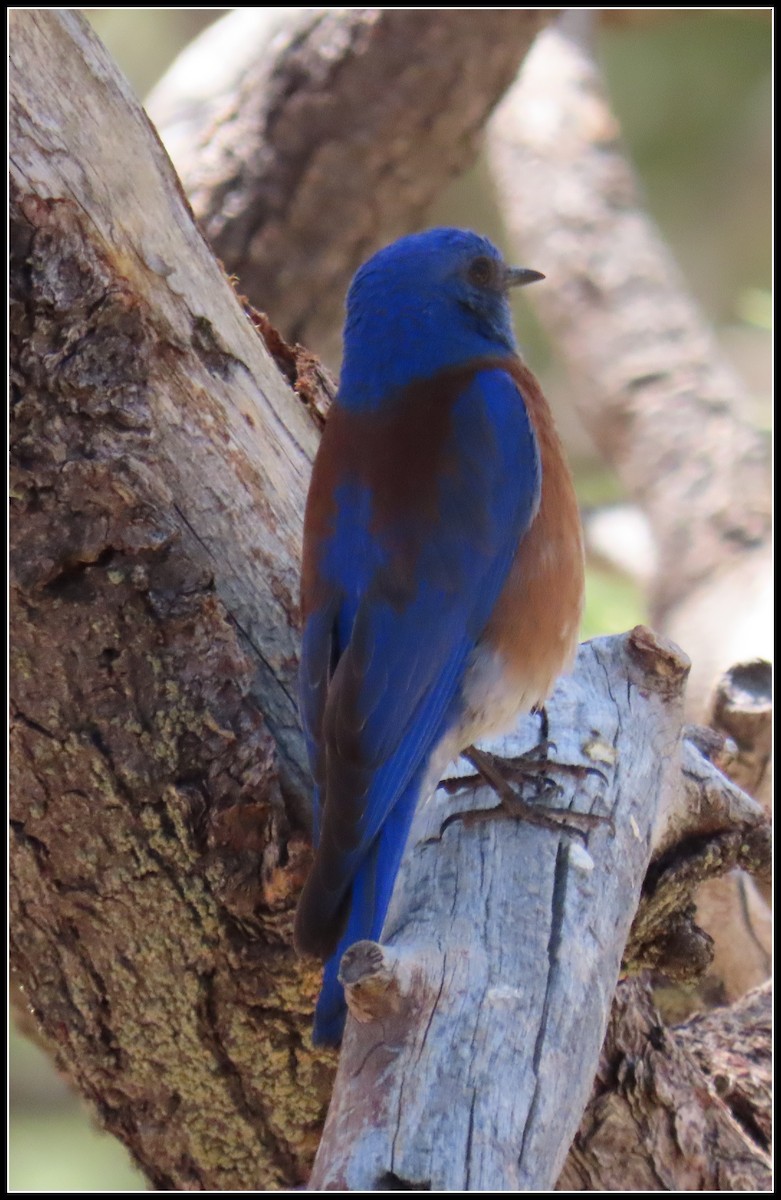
[295,366,540,1040]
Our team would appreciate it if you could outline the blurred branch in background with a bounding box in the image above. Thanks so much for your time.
[146,8,551,362]
[486,11,770,636]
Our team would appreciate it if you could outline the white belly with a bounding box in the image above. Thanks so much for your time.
[416,643,545,806]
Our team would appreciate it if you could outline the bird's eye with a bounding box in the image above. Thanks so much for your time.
[467,255,497,289]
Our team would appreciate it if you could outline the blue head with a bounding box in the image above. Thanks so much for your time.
[338,228,543,411]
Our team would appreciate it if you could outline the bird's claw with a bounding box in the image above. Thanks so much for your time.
[427,795,612,845]
[424,742,614,844]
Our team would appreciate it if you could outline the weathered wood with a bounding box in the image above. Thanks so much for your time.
[310,629,694,1190]
[146,8,552,359]
[652,726,767,860]
[309,627,768,1189]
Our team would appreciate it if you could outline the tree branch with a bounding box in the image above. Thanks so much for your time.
[308,629,768,1190]
[146,8,552,358]
[11,11,771,1190]
[558,977,771,1190]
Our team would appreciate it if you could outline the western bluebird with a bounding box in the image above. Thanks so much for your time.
[294,228,584,1045]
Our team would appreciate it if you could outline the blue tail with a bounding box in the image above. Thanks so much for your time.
[312,779,422,1046]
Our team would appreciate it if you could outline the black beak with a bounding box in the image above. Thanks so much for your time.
[505,266,545,289]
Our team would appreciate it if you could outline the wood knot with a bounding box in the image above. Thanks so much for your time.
[657,914,714,983]
[710,659,771,748]
[339,941,404,1025]
[628,625,690,695]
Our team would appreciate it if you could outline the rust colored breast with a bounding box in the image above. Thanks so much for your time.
[481,358,585,704]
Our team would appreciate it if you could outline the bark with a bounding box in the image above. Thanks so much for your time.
[558,978,771,1191]
[675,981,772,1150]
[308,629,768,1191]
[10,10,335,1189]
[145,8,552,360]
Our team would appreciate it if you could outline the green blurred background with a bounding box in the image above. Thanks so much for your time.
[10,9,770,1191]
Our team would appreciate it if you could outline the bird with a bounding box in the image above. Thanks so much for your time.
[294,227,584,1046]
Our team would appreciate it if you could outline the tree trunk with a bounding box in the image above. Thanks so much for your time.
[11,10,332,1188]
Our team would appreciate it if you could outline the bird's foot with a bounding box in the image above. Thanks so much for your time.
[475,746,608,789]
[429,741,613,842]
[466,744,611,836]
[495,704,608,785]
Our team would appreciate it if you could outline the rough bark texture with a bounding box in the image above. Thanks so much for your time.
[10,11,336,1188]
[308,629,768,1191]
[146,7,552,361]
[558,978,771,1191]
[675,981,772,1150]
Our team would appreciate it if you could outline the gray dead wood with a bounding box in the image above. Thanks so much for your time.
[146,8,551,361]
[308,627,766,1191]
